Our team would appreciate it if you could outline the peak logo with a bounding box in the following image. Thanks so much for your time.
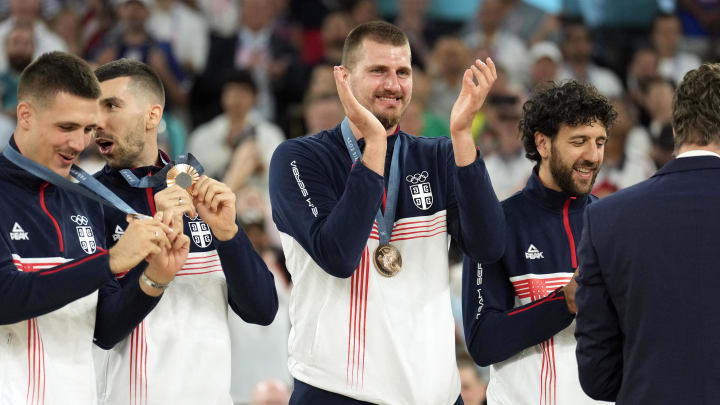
[10,222,28,240]
[525,244,544,260]
[112,225,125,242]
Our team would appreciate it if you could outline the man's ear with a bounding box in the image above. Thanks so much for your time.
[146,104,163,131]
[16,102,32,131]
[535,131,551,160]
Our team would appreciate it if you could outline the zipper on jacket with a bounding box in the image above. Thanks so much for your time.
[39,182,64,253]
[562,197,577,269]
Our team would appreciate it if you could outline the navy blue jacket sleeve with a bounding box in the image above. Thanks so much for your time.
[217,227,278,325]
[269,141,384,278]
[575,207,622,402]
[0,244,113,324]
[447,150,506,263]
[462,256,574,366]
[94,268,161,349]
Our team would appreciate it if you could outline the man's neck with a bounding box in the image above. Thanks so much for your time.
[128,138,161,168]
[537,162,562,192]
[677,143,720,156]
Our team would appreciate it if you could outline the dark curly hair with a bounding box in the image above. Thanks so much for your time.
[519,81,617,164]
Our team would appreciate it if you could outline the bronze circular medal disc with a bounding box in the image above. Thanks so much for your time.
[373,244,402,277]
[166,163,200,192]
[174,172,193,189]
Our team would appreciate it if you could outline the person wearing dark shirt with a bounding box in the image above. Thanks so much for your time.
[0,51,188,404]
[91,58,278,405]
[462,81,617,404]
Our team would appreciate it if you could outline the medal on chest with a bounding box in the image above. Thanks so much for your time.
[341,117,403,277]
[373,243,402,277]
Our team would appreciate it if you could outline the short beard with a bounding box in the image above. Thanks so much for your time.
[375,113,399,130]
[549,145,598,196]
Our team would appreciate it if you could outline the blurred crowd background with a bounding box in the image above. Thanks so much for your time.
[0,0,716,404]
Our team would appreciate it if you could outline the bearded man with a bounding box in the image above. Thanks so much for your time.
[461,80,617,405]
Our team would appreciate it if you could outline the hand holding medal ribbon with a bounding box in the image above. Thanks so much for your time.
[119,153,205,192]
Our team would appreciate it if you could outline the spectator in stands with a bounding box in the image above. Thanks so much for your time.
[303,92,344,135]
[427,36,471,121]
[502,0,557,45]
[189,69,284,194]
[626,46,659,119]
[592,98,655,197]
[0,0,67,72]
[458,355,488,405]
[49,8,82,56]
[483,92,534,200]
[320,11,354,66]
[351,0,379,26]
[650,122,674,169]
[195,0,239,36]
[652,12,701,85]
[558,18,623,98]
[305,64,335,100]
[394,0,431,68]
[643,77,675,140]
[192,0,299,127]
[147,0,209,76]
[528,41,562,93]
[623,77,674,164]
[464,0,529,86]
[96,0,188,107]
[80,0,116,60]
[399,67,449,138]
[0,22,33,117]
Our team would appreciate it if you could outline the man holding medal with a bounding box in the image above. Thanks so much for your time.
[91,58,279,405]
[268,21,505,405]
[0,52,189,404]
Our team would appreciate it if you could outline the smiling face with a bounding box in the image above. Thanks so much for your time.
[346,39,412,131]
[18,92,98,177]
[95,76,155,168]
[538,122,607,196]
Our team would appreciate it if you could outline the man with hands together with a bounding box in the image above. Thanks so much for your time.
[91,59,278,405]
[0,52,185,405]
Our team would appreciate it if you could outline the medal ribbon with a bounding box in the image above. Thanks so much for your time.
[3,145,149,218]
[340,117,401,245]
[119,153,205,189]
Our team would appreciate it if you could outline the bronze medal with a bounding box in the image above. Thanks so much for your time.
[373,244,402,277]
[166,163,200,192]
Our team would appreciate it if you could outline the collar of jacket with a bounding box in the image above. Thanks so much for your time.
[522,169,591,212]
[99,149,171,189]
[653,155,720,177]
[0,135,55,191]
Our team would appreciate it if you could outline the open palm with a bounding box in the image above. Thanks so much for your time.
[334,66,386,142]
[450,57,498,137]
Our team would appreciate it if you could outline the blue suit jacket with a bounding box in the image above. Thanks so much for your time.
[575,155,720,404]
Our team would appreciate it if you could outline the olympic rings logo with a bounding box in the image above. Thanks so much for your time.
[405,171,429,184]
[71,215,89,226]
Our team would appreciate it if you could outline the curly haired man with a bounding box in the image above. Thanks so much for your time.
[461,80,617,405]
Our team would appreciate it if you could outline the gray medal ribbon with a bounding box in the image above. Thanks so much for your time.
[119,153,205,189]
[340,117,401,245]
[3,146,149,218]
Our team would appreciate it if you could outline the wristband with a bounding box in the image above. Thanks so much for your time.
[141,271,170,291]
